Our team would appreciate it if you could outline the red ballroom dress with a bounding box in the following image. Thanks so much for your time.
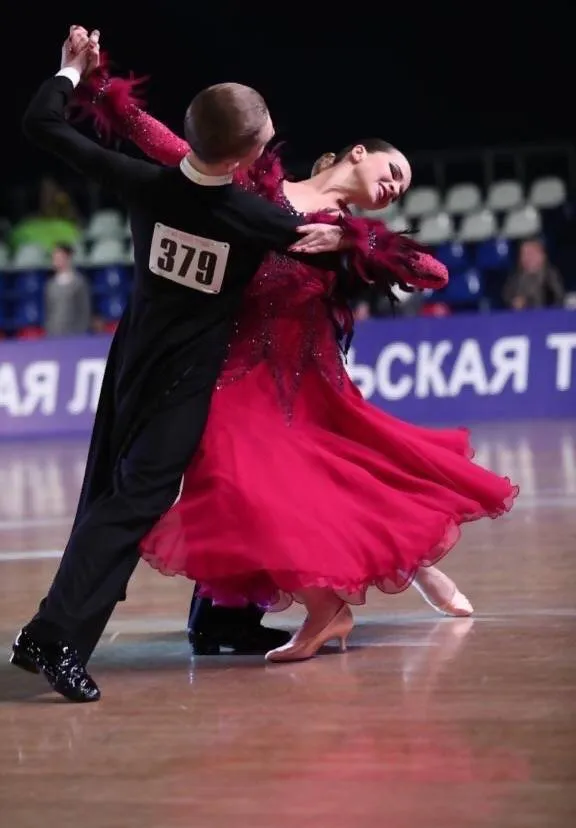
[79,72,519,611]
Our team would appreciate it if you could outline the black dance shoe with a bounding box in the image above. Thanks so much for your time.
[189,625,292,655]
[10,629,101,703]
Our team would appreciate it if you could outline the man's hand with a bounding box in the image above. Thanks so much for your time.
[289,223,344,254]
[61,25,100,77]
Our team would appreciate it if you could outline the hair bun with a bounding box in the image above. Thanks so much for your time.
[311,152,336,176]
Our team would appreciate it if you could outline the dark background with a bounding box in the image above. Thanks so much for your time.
[0,3,572,187]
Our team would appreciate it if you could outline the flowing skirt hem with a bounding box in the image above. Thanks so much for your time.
[140,479,519,613]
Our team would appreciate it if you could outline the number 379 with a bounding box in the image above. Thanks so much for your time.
[157,238,217,285]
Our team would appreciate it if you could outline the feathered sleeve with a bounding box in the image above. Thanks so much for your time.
[294,209,448,297]
[338,214,448,293]
[70,53,189,167]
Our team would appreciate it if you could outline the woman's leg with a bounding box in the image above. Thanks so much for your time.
[266,587,354,662]
[412,565,473,616]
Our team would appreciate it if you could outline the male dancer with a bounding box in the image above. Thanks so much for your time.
[11,28,346,702]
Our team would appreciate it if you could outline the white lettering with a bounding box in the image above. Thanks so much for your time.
[546,333,576,391]
[19,361,59,416]
[66,359,106,415]
[0,363,21,416]
[346,348,376,399]
[447,339,488,396]
[415,341,451,398]
[489,336,529,394]
[376,342,414,400]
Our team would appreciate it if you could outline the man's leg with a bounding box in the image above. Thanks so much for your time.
[187,585,290,655]
[75,600,125,665]
[13,381,215,699]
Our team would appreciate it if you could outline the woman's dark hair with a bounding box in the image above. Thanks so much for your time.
[333,138,396,163]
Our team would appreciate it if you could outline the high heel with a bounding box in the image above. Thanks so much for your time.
[265,604,354,663]
[412,567,474,617]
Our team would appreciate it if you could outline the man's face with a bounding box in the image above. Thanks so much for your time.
[519,241,545,272]
[52,248,71,271]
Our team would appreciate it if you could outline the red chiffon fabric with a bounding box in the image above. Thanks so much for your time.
[141,356,517,610]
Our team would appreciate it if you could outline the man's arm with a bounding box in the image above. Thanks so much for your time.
[22,71,161,201]
[213,189,344,270]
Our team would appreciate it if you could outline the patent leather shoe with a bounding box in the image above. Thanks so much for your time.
[189,625,291,655]
[10,629,101,703]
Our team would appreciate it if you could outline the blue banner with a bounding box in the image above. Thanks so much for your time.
[0,309,574,438]
[347,308,576,423]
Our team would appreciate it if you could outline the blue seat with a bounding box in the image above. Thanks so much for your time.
[475,239,511,270]
[13,296,44,327]
[439,267,484,306]
[96,293,126,321]
[434,242,470,274]
[0,291,8,330]
[89,264,131,294]
[14,269,47,296]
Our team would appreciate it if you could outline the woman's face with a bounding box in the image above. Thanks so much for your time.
[349,147,412,210]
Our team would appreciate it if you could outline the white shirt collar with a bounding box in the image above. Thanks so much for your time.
[179,156,233,187]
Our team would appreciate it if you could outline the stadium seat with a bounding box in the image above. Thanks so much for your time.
[434,241,469,273]
[12,243,48,269]
[439,267,484,306]
[88,238,127,265]
[528,176,566,210]
[501,206,542,239]
[444,183,482,216]
[474,238,511,270]
[95,293,126,321]
[16,326,45,340]
[13,296,44,328]
[418,213,453,244]
[363,202,399,221]
[85,209,125,241]
[89,264,131,294]
[72,241,88,266]
[420,302,451,317]
[486,180,523,212]
[14,270,46,296]
[403,187,440,219]
[0,280,5,328]
[386,214,411,233]
[458,209,497,242]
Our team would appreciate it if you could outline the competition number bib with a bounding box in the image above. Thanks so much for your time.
[149,222,229,294]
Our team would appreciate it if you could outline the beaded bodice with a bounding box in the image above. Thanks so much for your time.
[216,189,345,417]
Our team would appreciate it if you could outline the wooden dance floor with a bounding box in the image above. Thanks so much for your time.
[0,419,575,827]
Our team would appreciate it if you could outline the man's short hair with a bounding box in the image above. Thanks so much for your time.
[184,82,269,164]
[53,243,74,257]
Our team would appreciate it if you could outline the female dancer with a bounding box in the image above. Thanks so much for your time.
[76,66,517,661]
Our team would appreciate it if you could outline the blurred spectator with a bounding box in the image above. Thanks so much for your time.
[502,238,565,310]
[44,245,92,336]
[10,177,81,252]
[353,286,427,320]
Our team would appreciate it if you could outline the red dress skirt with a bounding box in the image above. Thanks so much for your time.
[140,258,518,610]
